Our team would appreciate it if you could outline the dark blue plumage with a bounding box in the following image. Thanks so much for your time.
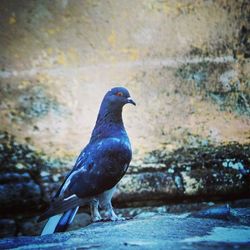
[55,207,79,232]
[40,87,135,235]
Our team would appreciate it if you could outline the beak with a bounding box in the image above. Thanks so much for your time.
[127,97,136,106]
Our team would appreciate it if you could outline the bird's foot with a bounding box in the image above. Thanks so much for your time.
[91,214,103,223]
[103,214,126,222]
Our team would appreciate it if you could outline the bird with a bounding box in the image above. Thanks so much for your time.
[39,86,136,235]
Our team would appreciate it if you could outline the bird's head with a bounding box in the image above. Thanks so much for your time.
[104,87,136,108]
[93,86,136,135]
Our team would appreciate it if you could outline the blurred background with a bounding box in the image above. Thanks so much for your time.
[0,0,249,237]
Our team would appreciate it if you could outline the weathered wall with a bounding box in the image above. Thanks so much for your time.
[1,0,249,156]
[0,0,249,236]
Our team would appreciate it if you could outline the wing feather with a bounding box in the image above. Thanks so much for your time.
[59,137,131,199]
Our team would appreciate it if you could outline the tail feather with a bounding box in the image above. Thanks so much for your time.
[41,207,79,235]
[55,206,79,233]
[41,214,63,236]
[38,196,89,222]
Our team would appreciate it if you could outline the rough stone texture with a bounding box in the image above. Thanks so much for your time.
[0,0,249,157]
[0,219,16,238]
[116,143,250,206]
[1,205,250,249]
[0,172,41,210]
[1,132,249,217]
[0,0,250,237]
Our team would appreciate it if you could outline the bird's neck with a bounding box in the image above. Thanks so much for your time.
[90,102,126,142]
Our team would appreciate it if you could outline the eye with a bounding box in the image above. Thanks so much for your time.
[116,92,123,97]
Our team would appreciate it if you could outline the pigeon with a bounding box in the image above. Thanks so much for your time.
[39,87,136,235]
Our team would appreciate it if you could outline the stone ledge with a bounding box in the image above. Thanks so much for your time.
[1,206,250,249]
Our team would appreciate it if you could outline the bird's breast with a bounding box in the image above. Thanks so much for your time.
[113,137,132,158]
[102,137,132,172]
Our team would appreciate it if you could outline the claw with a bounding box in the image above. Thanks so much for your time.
[103,215,126,222]
[91,215,102,223]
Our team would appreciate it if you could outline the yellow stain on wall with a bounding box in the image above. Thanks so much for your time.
[18,80,29,90]
[193,37,205,50]
[121,48,139,61]
[47,29,56,35]
[57,52,67,65]
[147,1,197,15]
[163,4,172,14]
[176,2,196,14]
[9,15,16,25]
[108,30,117,48]
[68,48,80,63]
[145,1,175,15]
[36,73,48,83]
[47,47,53,55]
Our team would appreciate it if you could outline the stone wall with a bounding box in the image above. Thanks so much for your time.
[0,0,249,237]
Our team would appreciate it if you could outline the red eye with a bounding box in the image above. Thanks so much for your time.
[116,92,123,97]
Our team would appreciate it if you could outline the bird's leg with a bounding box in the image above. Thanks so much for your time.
[98,186,124,221]
[90,199,102,222]
[102,202,125,221]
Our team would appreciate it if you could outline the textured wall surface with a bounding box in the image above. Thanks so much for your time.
[0,0,249,236]
[1,0,249,157]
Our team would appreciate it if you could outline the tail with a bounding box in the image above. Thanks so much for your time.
[41,206,79,235]
[55,206,79,232]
